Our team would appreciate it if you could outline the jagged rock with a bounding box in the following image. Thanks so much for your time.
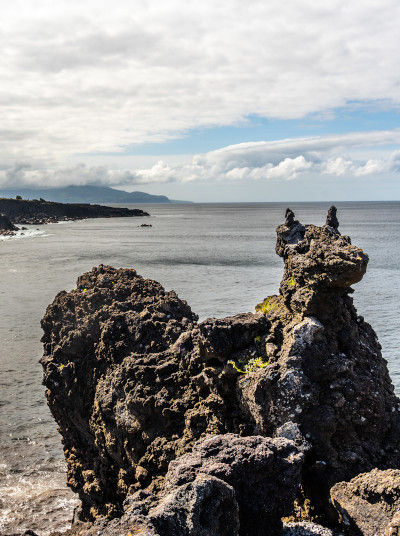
[41,207,400,528]
[41,266,270,519]
[157,434,304,536]
[56,434,302,536]
[0,212,18,235]
[325,206,339,231]
[330,468,400,536]
[247,208,400,511]
[148,474,240,536]
[283,521,336,536]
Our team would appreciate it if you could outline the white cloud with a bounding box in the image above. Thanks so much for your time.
[2,130,400,189]
[1,0,400,164]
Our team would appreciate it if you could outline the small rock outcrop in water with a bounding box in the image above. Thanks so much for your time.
[40,207,400,535]
[331,469,400,536]
[0,213,18,235]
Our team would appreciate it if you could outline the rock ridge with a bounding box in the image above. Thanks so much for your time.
[0,197,149,225]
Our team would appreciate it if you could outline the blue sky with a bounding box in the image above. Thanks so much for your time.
[2,1,400,201]
[119,105,400,156]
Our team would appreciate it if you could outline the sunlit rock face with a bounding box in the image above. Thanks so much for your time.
[41,207,400,530]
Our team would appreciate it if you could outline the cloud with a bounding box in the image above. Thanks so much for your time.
[1,0,400,163]
[2,131,400,189]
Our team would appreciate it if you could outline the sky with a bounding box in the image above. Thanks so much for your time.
[1,0,400,201]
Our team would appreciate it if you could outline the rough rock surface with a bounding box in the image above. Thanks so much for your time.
[41,265,270,519]
[41,207,400,530]
[153,433,304,535]
[245,208,400,510]
[283,521,337,536]
[48,434,303,536]
[0,213,18,235]
[331,468,400,536]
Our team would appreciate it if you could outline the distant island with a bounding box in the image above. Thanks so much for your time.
[0,185,192,204]
[0,196,149,229]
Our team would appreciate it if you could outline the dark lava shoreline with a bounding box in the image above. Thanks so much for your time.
[0,197,149,227]
[6,207,400,536]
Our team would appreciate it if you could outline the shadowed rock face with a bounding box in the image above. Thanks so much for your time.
[0,213,18,234]
[41,207,400,529]
[51,434,303,536]
[158,434,304,536]
[41,266,270,520]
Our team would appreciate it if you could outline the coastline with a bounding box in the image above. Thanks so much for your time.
[0,197,149,227]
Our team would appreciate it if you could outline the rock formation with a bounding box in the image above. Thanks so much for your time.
[331,468,400,535]
[40,207,400,534]
[41,266,270,520]
[46,434,303,536]
[0,213,19,235]
[247,207,400,511]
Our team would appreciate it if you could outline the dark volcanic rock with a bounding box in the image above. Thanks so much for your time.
[0,212,18,235]
[325,205,339,231]
[54,434,303,536]
[0,197,148,225]
[246,207,400,511]
[331,468,400,536]
[41,265,270,520]
[157,434,304,536]
[41,207,400,530]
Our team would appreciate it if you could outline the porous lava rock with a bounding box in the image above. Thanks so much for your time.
[52,434,303,536]
[155,433,304,536]
[41,206,400,530]
[330,468,400,536]
[244,207,400,510]
[41,266,270,520]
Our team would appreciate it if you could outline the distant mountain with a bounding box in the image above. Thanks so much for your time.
[0,185,192,204]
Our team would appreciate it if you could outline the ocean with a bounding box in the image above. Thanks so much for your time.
[0,201,399,534]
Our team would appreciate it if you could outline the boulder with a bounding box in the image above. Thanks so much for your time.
[53,433,303,536]
[330,468,400,535]
[283,521,336,536]
[0,212,18,234]
[157,434,304,536]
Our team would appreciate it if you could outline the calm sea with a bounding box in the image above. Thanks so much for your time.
[0,202,399,534]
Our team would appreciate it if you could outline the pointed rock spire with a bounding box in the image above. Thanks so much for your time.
[325,205,339,231]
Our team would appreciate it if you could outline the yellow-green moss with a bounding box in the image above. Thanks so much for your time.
[228,357,269,374]
[257,298,278,314]
[287,277,296,287]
